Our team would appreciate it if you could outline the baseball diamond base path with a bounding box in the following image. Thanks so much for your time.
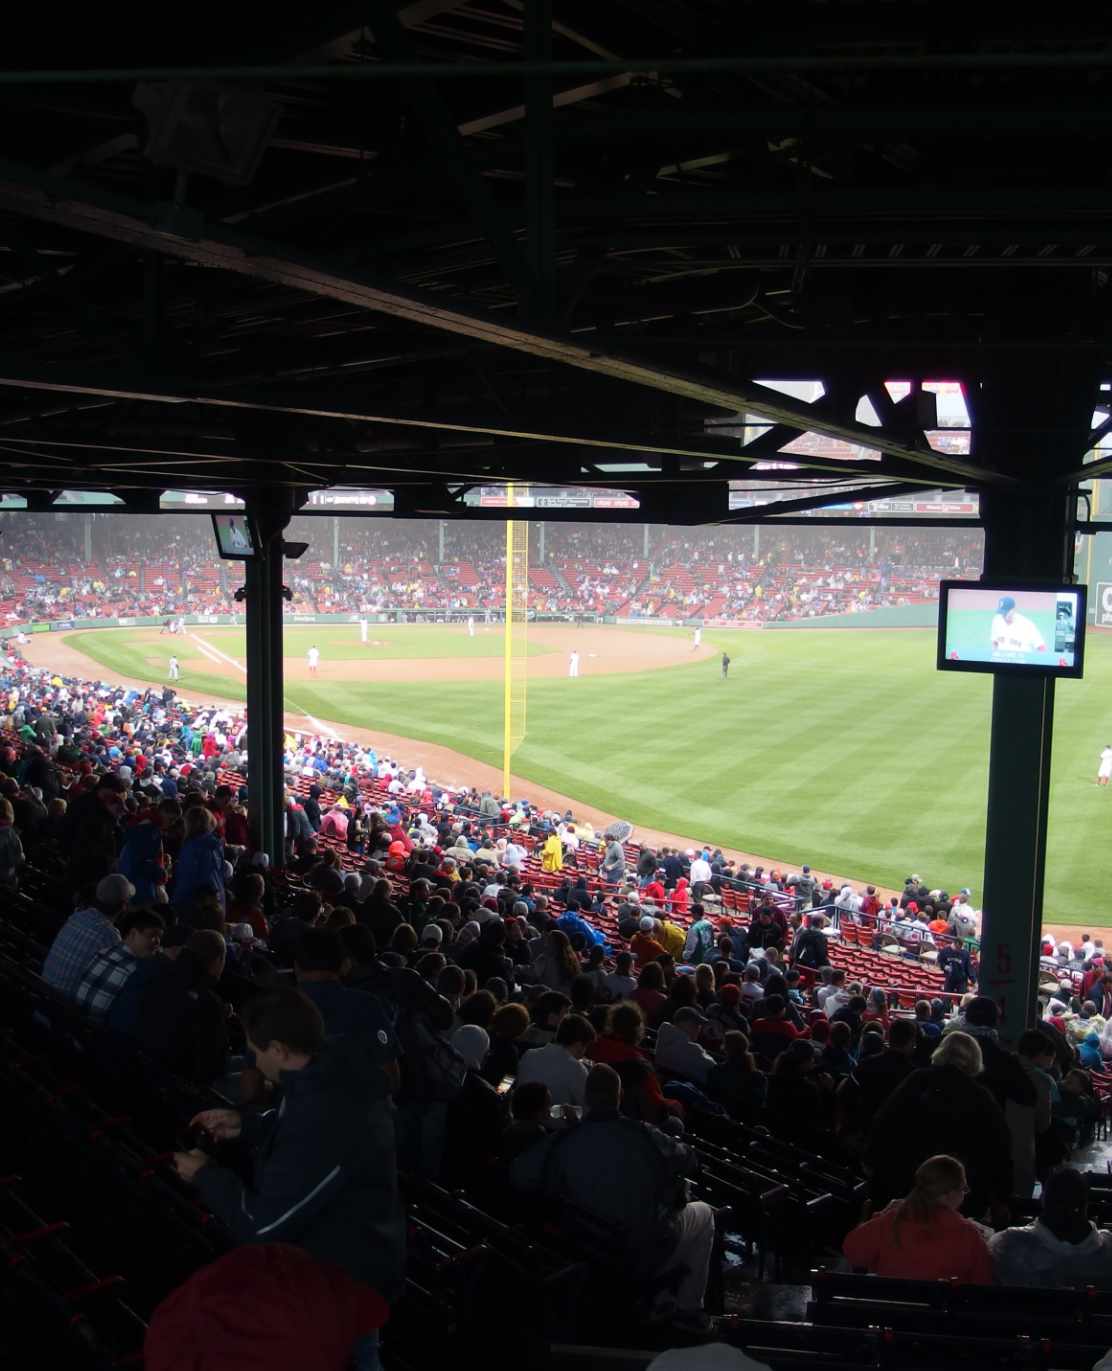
[71,623,716,683]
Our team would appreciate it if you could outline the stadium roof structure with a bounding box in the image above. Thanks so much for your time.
[0,8,1108,525]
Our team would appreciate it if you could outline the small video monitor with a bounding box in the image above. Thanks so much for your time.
[937,581,1087,679]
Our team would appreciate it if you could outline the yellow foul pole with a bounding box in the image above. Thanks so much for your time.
[502,484,515,798]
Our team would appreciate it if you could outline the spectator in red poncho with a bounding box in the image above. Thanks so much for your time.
[641,870,666,905]
[670,876,690,917]
[144,1243,389,1371]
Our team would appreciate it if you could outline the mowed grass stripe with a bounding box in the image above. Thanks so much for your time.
[66,624,1112,925]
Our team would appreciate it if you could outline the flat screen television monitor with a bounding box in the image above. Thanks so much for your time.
[937,581,1087,678]
[211,512,259,560]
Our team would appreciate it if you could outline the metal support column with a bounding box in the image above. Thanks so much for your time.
[244,496,292,866]
[332,516,340,566]
[83,513,92,563]
[975,368,1092,1038]
[643,523,650,560]
[753,526,760,558]
[438,519,446,564]
[538,520,546,565]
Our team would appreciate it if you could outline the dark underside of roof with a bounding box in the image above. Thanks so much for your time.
[0,5,1110,521]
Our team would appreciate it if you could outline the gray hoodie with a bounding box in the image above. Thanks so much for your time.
[655,1021,716,1085]
[989,1219,1112,1289]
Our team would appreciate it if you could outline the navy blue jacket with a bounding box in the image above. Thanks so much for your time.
[195,1043,405,1296]
[298,979,398,1098]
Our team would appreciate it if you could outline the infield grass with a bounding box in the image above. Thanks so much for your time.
[64,623,1112,925]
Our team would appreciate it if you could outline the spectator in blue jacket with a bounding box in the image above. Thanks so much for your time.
[556,907,610,952]
[118,797,179,904]
[172,804,225,912]
[174,987,406,1366]
[294,928,399,1099]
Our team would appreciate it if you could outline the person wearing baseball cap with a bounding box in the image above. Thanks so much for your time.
[991,594,1047,654]
[42,871,136,998]
[655,1004,717,1085]
[630,916,667,967]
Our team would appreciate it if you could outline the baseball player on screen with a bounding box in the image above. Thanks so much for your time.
[990,595,1046,654]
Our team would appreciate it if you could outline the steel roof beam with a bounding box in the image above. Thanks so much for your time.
[10,51,1112,88]
[0,159,1007,486]
[0,362,966,487]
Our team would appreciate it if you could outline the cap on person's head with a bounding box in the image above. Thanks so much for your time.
[801,865,810,874]
[96,873,135,906]
[960,888,971,897]
[673,1006,708,1027]
[453,1024,489,1070]
[997,595,1016,614]
[639,915,655,932]
[963,995,999,1029]
[720,984,741,1006]
[420,923,444,946]
[822,880,833,890]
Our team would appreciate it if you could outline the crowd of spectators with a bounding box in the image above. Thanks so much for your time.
[0,514,984,625]
[2,626,1112,1365]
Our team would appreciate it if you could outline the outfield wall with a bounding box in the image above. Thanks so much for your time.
[765,602,939,630]
[0,603,939,640]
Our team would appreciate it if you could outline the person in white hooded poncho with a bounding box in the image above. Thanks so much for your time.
[990,1167,1112,1289]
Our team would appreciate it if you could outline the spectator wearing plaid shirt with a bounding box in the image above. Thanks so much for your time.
[42,873,135,998]
[76,908,166,1022]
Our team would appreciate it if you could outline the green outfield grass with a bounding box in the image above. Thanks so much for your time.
[65,623,551,698]
[63,624,1112,925]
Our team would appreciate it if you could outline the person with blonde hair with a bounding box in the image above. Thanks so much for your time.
[172,802,225,912]
[844,1155,992,1282]
[865,1030,1013,1220]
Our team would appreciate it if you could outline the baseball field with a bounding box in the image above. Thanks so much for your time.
[29,621,1112,927]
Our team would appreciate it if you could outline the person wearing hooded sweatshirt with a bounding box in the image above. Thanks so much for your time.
[990,1166,1112,1288]
[655,1006,718,1085]
[682,906,717,966]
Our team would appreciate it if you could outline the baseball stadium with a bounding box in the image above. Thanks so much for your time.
[6,502,1112,930]
[11,16,1112,1368]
